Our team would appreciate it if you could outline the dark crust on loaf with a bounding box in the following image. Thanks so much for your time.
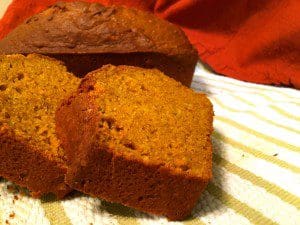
[0,1,198,86]
[49,52,195,86]
[0,126,71,198]
[55,68,212,220]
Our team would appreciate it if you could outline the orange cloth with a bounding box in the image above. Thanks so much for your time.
[1,0,299,88]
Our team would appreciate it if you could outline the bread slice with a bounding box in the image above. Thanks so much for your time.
[0,54,80,198]
[0,1,198,86]
[56,65,213,220]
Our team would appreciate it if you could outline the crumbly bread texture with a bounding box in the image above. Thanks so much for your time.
[0,54,80,198]
[56,65,213,220]
[0,1,198,86]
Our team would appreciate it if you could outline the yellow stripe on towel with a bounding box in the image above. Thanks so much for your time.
[206,183,278,225]
[270,105,300,121]
[216,116,300,152]
[213,153,300,209]
[0,207,3,225]
[183,216,206,225]
[41,200,72,225]
[213,131,300,173]
[210,97,300,134]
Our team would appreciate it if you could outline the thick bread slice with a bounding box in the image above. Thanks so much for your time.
[0,54,80,198]
[56,65,213,220]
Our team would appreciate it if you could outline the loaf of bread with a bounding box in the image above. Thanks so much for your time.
[56,65,213,220]
[0,54,80,198]
[0,1,198,87]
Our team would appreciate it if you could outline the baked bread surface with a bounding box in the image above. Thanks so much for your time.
[0,1,198,86]
[56,65,213,220]
[0,54,80,198]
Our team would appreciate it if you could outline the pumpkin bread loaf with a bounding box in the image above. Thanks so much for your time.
[0,1,198,87]
[0,54,80,198]
[56,65,213,220]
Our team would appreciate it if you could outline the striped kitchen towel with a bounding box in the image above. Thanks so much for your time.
[0,62,299,225]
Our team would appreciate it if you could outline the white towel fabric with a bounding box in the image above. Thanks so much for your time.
[0,62,299,225]
[0,0,12,18]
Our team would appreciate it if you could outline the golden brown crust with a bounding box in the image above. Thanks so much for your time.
[0,126,71,198]
[56,65,213,220]
[0,1,198,86]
